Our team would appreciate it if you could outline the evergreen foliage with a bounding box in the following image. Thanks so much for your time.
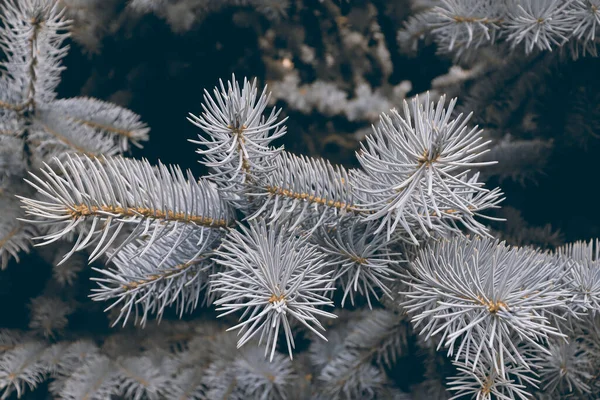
[0,0,599,399]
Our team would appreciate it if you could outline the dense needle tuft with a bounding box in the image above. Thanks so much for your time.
[354,92,503,242]
[188,75,286,210]
[212,219,336,361]
[402,236,570,373]
[313,220,404,309]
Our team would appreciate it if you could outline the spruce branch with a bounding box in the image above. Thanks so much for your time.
[0,135,27,178]
[0,340,48,399]
[91,225,222,327]
[0,194,36,270]
[230,346,295,400]
[401,0,600,57]
[402,236,570,374]
[0,0,150,267]
[308,309,410,399]
[29,106,124,160]
[476,134,553,185]
[48,97,151,151]
[19,154,231,264]
[343,309,410,369]
[397,12,438,56]
[115,355,170,400]
[247,151,359,233]
[505,0,573,53]
[354,92,503,242]
[430,0,504,55]
[313,220,404,309]
[317,348,389,400]
[570,0,600,56]
[558,239,600,315]
[188,75,286,210]
[28,296,73,339]
[447,350,539,400]
[212,219,337,361]
[538,339,593,396]
[0,0,71,107]
[59,354,120,400]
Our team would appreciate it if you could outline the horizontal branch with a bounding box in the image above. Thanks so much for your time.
[20,154,231,264]
[68,204,228,228]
